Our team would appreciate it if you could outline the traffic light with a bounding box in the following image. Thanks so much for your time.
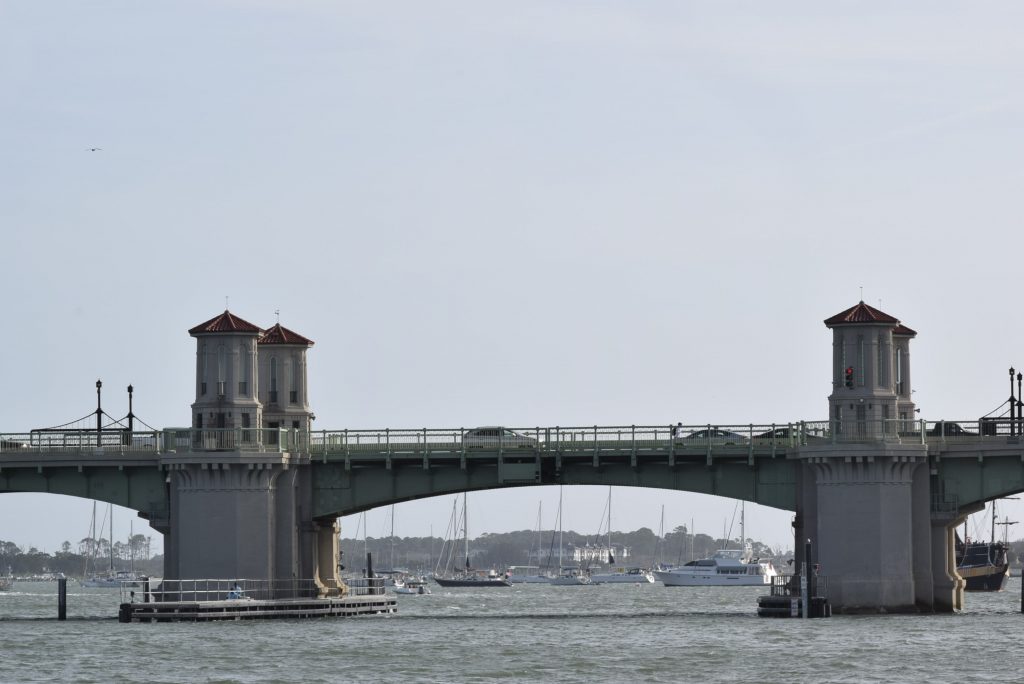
[845,366,855,389]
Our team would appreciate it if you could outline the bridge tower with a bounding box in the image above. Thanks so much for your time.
[188,310,264,433]
[796,302,958,613]
[161,311,341,595]
[824,301,916,438]
[257,323,315,435]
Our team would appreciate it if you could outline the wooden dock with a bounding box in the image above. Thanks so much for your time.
[119,595,397,622]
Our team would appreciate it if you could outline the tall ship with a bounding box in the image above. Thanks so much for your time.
[956,500,1013,592]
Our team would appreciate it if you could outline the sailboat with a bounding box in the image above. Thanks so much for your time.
[550,486,592,585]
[956,499,1012,592]
[589,487,654,584]
[433,493,511,587]
[506,501,554,583]
[80,503,143,588]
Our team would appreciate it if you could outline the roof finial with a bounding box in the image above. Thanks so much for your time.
[275,309,280,324]
[225,295,229,311]
[859,286,863,302]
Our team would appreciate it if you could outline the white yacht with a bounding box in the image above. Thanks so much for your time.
[653,547,777,586]
[589,567,655,584]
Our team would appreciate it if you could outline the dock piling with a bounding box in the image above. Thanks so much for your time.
[57,577,67,620]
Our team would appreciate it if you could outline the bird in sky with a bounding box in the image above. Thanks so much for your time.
[87,148,102,152]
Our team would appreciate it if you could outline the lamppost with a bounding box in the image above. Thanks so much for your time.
[95,379,103,444]
[1010,368,1016,437]
[127,384,134,434]
[1017,373,1022,436]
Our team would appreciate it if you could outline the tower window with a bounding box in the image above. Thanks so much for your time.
[270,357,278,403]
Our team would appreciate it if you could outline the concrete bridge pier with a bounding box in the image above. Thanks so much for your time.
[161,452,341,593]
[799,443,936,613]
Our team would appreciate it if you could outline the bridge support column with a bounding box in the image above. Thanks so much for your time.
[161,452,318,586]
[314,517,345,596]
[799,443,930,613]
[930,521,960,612]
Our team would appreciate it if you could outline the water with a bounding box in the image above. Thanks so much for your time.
[1,579,1022,683]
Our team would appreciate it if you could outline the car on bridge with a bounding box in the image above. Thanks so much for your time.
[754,427,826,444]
[463,427,538,448]
[681,428,748,446]
[927,421,976,437]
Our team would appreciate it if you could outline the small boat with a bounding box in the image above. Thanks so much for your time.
[394,577,432,594]
[505,565,552,583]
[589,567,655,584]
[0,567,13,592]
[549,566,592,586]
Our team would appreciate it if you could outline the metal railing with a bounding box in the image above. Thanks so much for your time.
[769,574,828,598]
[121,578,349,603]
[346,576,386,596]
[4,419,1024,459]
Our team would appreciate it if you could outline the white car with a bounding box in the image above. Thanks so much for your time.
[463,427,537,448]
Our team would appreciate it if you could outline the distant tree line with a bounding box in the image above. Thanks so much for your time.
[341,526,786,575]
[0,536,163,578]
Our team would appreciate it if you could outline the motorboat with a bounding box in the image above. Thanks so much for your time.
[653,547,777,586]
[394,577,432,594]
[589,567,655,584]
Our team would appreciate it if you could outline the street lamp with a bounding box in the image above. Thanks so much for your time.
[1011,368,1016,437]
[96,379,103,442]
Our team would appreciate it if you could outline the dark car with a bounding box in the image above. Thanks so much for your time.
[927,422,976,437]
[754,427,826,444]
[682,428,748,446]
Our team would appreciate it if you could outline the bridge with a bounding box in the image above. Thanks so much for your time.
[3,301,1023,614]
[4,419,1019,515]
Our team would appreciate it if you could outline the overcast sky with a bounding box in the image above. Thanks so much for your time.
[3,2,1024,556]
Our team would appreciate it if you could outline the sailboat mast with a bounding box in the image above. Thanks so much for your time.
[558,487,564,570]
[108,501,114,573]
[991,500,997,545]
[607,486,612,564]
[390,504,395,571]
[536,501,543,567]
[741,502,745,551]
[463,492,469,570]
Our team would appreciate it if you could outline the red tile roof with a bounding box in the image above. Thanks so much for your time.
[259,323,314,346]
[188,310,262,335]
[824,301,901,327]
[893,324,917,337]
